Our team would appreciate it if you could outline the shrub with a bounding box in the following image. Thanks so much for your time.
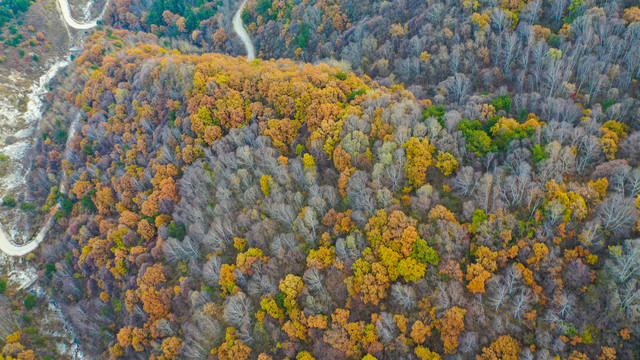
[2,195,16,207]
[45,263,56,277]
[491,94,512,113]
[20,202,34,211]
[168,222,186,240]
[532,144,548,164]
[24,295,36,310]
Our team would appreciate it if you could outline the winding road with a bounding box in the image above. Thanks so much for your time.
[0,0,104,257]
[0,0,255,257]
[233,0,256,61]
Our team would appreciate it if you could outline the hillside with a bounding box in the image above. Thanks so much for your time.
[0,0,637,358]
[13,28,640,360]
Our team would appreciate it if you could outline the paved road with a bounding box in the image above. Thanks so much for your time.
[233,0,256,61]
[0,206,60,256]
[57,0,103,30]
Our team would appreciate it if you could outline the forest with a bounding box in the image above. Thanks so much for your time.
[0,0,637,359]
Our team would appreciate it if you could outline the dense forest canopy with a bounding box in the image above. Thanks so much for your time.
[14,26,639,359]
[0,0,639,359]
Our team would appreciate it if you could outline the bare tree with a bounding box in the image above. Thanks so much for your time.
[376,312,399,344]
[475,173,494,213]
[497,173,530,208]
[442,73,471,103]
[390,283,417,312]
[521,0,542,24]
[303,268,327,297]
[347,171,376,214]
[247,267,276,297]
[501,32,520,74]
[610,239,640,284]
[487,277,510,312]
[202,256,222,287]
[575,135,603,175]
[551,0,567,25]
[598,194,637,235]
[511,288,534,320]
[223,292,253,328]
[164,236,201,264]
[267,201,296,228]
[453,166,478,197]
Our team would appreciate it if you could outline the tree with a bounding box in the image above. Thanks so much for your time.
[403,137,435,187]
[307,246,335,269]
[624,7,640,23]
[437,307,466,354]
[442,73,471,103]
[120,210,140,228]
[23,295,36,310]
[465,129,495,156]
[436,151,459,176]
[260,174,273,196]
[161,337,182,359]
[601,121,628,160]
[217,328,251,360]
[412,238,439,265]
[323,308,374,357]
[598,194,637,235]
[302,153,316,170]
[140,288,171,322]
[137,219,156,240]
[333,145,352,171]
[358,261,390,305]
[390,283,416,311]
[477,335,521,360]
[398,257,427,282]
[415,346,442,360]
[466,246,498,293]
[279,274,304,310]
[472,12,491,30]
[212,28,228,49]
[411,320,431,344]
[567,351,590,360]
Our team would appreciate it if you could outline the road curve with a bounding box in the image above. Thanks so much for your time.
[0,205,60,256]
[233,0,256,61]
[57,0,104,30]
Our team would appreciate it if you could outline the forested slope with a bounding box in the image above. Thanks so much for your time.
[15,27,640,360]
[240,0,640,101]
